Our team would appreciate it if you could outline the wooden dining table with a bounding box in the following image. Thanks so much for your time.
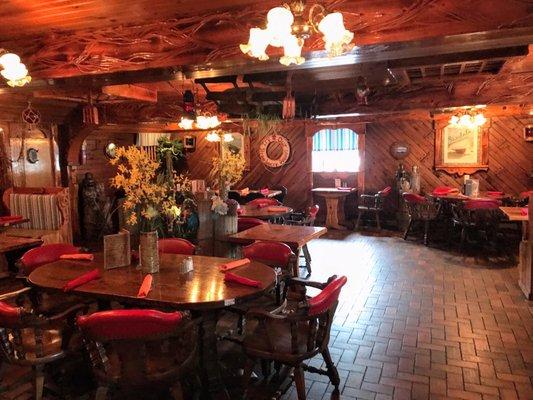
[312,187,357,230]
[238,204,294,220]
[0,235,42,278]
[28,252,276,400]
[225,223,327,276]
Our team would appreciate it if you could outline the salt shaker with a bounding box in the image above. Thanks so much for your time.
[184,256,194,272]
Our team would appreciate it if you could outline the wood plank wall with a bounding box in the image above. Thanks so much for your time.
[365,116,533,195]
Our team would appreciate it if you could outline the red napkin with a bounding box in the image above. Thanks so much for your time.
[224,272,261,288]
[63,269,101,292]
[487,191,504,196]
[219,258,250,272]
[0,215,24,223]
[60,253,94,261]
[520,208,528,216]
[257,203,269,208]
[137,274,153,298]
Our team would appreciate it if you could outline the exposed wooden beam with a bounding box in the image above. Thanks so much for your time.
[102,84,158,102]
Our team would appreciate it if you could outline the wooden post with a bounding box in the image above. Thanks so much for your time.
[213,214,237,258]
[195,198,214,256]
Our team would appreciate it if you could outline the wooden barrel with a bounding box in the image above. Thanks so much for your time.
[213,214,237,258]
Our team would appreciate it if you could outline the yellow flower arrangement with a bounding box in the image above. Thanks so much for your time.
[212,152,245,190]
[110,146,182,231]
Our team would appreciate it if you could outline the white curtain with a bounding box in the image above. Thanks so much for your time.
[136,132,170,147]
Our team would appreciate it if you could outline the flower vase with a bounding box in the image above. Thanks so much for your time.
[139,231,159,273]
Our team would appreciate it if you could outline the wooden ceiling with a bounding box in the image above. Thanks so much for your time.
[0,0,531,123]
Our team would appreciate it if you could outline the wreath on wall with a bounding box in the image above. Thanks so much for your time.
[258,133,291,168]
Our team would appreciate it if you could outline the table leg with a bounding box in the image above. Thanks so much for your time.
[0,253,9,279]
[199,310,230,400]
[325,197,346,230]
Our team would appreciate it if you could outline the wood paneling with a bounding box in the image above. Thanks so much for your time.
[365,117,533,196]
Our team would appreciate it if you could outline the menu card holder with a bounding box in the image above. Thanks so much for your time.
[103,230,131,270]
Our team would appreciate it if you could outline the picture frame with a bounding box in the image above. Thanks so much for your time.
[184,135,196,149]
[525,125,533,142]
[434,120,489,176]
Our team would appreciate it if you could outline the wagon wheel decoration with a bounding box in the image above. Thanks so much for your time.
[258,133,291,169]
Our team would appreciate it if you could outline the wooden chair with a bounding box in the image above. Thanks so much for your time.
[158,238,196,255]
[285,205,319,274]
[77,309,199,400]
[241,275,347,400]
[0,288,87,400]
[452,200,502,252]
[237,217,266,233]
[272,185,288,204]
[402,193,440,245]
[355,186,392,230]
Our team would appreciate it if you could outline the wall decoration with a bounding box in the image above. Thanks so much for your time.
[435,120,489,175]
[525,125,533,142]
[184,135,196,149]
[104,142,117,159]
[26,148,39,163]
[221,132,251,170]
[389,142,410,160]
[259,133,291,168]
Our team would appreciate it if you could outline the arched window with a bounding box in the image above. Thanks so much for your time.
[312,128,360,172]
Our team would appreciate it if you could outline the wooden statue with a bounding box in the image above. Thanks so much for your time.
[80,172,112,241]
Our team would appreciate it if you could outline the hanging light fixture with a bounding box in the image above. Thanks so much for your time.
[178,86,222,130]
[206,130,234,143]
[240,1,354,66]
[0,52,31,87]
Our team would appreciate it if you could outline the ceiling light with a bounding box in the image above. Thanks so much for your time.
[0,52,31,87]
[178,117,194,130]
[223,133,234,142]
[280,35,305,66]
[206,131,221,142]
[318,12,354,57]
[240,28,271,60]
[449,110,487,129]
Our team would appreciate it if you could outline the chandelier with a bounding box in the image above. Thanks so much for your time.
[178,89,222,130]
[449,110,486,129]
[0,52,31,87]
[240,1,354,66]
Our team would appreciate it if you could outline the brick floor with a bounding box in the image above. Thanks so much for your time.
[282,230,533,400]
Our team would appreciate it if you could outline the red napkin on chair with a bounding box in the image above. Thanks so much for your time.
[63,269,101,292]
[60,253,94,261]
[137,274,153,298]
[219,258,250,272]
[267,206,289,213]
[0,215,23,223]
[224,272,261,288]
[260,188,269,196]
[520,208,528,216]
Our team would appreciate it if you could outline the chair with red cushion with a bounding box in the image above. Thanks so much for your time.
[77,309,199,399]
[402,193,440,245]
[17,243,80,276]
[452,200,502,252]
[247,198,281,208]
[285,205,320,274]
[238,217,266,233]
[0,288,86,400]
[242,275,347,399]
[355,186,392,230]
[158,238,195,255]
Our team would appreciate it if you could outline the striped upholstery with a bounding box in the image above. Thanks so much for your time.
[9,193,61,230]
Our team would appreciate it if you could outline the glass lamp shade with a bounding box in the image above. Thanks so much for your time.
[178,117,194,130]
[208,115,221,128]
[266,6,294,47]
[223,133,234,142]
[206,131,221,142]
[459,114,472,127]
[474,113,486,126]
[0,53,21,69]
[240,28,270,60]
[450,115,459,125]
[280,35,305,66]
[318,12,354,57]
[1,62,29,83]
[196,115,211,130]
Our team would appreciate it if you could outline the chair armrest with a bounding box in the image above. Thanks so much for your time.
[0,287,31,301]
[286,276,336,290]
[45,303,88,324]
[359,194,377,199]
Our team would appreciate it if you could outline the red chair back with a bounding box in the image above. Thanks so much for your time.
[308,276,347,316]
[0,301,22,328]
[464,200,500,210]
[247,198,280,207]
[77,309,184,341]
[308,204,319,218]
[19,243,80,275]
[238,217,266,232]
[403,193,427,204]
[243,241,294,268]
[158,238,195,255]
[378,186,392,197]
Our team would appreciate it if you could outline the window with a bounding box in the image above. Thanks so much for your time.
[312,128,360,172]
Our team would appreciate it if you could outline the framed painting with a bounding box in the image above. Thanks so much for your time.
[435,120,488,175]
[221,132,251,170]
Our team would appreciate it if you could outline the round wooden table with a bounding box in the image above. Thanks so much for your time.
[312,187,357,230]
[29,253,276,400]
[239,204,293,220]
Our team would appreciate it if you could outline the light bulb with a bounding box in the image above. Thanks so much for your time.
[267,6,294,47]
[459,114,473,128]
[240,28,270,60]
[223,133,234,142]
[318,12,354,57]
[474,113,486,126]
[450,115,459,125]
[178,117,194,130]
[206,131,221,142]
[280,35,305,66]
[209,115,221,128]
[195,115,210,130]
[0,53,21,69]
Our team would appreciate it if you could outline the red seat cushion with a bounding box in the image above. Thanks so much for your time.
[379,186,392,197]
[19,243,80,275]
[77,310,184,341]
[243,241,293,268]
[403,193,427,204]
[158,238,195,255]
[0,301,22,327]
[237,217,266,232]
[308,276,348,316]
